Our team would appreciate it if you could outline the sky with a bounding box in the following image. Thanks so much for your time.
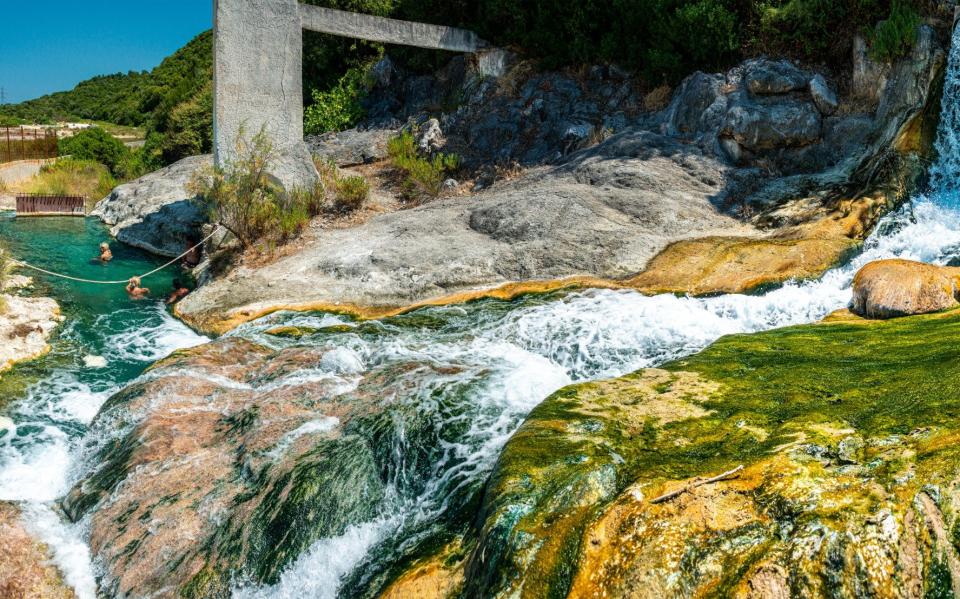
[0,1,212,104]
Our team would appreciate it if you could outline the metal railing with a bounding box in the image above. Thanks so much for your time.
[15,193,85,216]
[1,127,58,164]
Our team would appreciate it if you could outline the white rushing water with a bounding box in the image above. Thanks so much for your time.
[0,306,206,599]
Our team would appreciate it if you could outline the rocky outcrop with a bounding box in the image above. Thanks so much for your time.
[91,155,210,257]
[0,502,75,599]
[175,130,759,332]
[0,292,61,374]
[390,306,960,597]
[852,259,960,318]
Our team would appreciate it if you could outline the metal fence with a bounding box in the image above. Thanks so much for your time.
[16,194,85,216]
[1,127,58,164]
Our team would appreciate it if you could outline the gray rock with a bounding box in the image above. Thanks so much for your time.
[176,130,757,327]
[664,72,725,135]
[91,155,210,257]
[722,97,822,151]
[369,56,396,88]
[719,137,743,164]
[306,127,397,166]
[809,75,839,115]
[852,35,891,103]
[417,118,445,153]
[745,59,808,95]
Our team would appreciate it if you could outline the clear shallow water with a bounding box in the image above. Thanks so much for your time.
[0,213,207,598]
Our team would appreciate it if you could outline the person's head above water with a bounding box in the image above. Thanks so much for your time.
[173,279,183,289]
[100,242,110,251]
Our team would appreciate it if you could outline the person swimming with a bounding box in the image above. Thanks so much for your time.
[126,276,150,300]
[166,279,190,305]
[98,242,113,262]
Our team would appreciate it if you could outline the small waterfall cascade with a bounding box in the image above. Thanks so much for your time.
[929,23,960,196]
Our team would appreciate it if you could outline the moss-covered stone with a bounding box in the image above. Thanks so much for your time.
[459,309,960,597]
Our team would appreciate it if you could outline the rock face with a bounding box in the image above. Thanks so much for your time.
[0,502,75,599]
[0,294,61,374]
[175,130,759,332]
[852,259,960,318]
[91,155,210,257]
[391,308,960,597]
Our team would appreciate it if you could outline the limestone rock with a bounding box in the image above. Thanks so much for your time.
[809,74,839,115]
[664,72,725,135]
[852,259,960,319]
[745,59,808,95]
[852,35,891,103]
[722,97,823,151]
[0,294,61,374]
[91,155,210,257]
[0,502,76,599]
[306,127,397,166]
[174,130,758,333]
[417,118,445,153]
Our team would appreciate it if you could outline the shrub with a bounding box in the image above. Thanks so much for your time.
[58,127,130,177]
[313,156,370,213]
[868,0,920,62]
[304,66,370,135]
[28,158,117,207]
[334,176,370,212]
[191,129,328,247]
[387,132,460,203]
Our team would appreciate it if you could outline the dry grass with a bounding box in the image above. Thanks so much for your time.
[26,158,117,209]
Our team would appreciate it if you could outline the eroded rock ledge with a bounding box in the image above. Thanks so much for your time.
[172,25,943,334]
[0,275,61,374]
[390,309,960,598]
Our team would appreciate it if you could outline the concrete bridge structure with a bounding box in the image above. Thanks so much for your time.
[213,0,487,190]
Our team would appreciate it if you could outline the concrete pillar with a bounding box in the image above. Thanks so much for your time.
[213,0,319,190]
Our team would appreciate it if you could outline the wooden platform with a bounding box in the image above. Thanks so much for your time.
[15,194,86,217]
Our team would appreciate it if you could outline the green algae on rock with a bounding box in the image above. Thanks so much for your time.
[450,310,960,598]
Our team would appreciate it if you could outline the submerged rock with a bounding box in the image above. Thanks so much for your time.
[852,259,960,318]
[91,155,210,257]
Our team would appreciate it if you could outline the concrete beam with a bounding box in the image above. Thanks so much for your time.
[214,0,319,190]
[299,5,487,53]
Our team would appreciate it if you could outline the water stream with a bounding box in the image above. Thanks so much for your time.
[3,31,960,597]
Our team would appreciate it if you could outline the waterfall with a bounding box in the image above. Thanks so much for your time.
[930,24,960,195]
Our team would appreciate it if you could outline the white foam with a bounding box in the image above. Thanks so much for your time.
[233,519,396,599]
[20,503,97,599]
[103,306,207,362]
[267,417,341,459]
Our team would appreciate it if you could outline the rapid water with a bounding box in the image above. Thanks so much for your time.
[0,215,207,598]
[3,31,960,597]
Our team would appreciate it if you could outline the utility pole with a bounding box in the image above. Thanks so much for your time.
[0,87,5,105]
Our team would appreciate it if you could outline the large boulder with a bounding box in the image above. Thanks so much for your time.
[91,155,210,257]
[744,59,808,95]
[852,259,960,319]
[722,96,823,151]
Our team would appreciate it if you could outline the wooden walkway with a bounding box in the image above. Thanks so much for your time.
[15,194,86,217]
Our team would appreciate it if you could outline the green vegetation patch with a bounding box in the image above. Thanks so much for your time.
[464,309,960,596]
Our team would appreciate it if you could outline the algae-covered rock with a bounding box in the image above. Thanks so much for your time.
[0,502,76,599]
[445,309,960,597]
[852,259,960,319]
[63,337,448,597]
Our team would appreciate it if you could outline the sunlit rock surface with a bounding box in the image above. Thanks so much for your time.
[0,502,75,599]
[853,259,960,318]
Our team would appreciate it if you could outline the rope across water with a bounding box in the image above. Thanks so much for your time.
[9,226,222,285]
